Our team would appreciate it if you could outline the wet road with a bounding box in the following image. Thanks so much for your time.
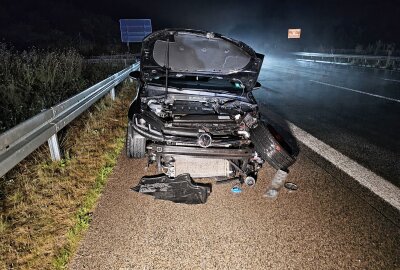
[69,150,400,270]
[254,55,400,186]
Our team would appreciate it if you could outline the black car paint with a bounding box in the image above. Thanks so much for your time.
[140,29,264,91]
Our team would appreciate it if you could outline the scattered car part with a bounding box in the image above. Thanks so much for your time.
[132,173,211,204]
[284,182,299,191]
[231,185,242,194]
[244,176,256,187]
[264,169,288,200]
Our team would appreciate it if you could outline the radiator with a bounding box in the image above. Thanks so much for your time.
[174,156,231,178]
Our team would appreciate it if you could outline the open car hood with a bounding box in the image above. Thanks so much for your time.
[140,29,264,91]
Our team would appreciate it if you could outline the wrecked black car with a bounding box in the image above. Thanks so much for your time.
[127,29,298,203]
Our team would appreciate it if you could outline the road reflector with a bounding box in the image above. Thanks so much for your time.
[288,29,301,39]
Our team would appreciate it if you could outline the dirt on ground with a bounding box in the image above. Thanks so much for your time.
[69,148,400,270]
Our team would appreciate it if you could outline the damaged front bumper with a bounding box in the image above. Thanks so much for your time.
[131,112,249,148]
[132,173,211,204]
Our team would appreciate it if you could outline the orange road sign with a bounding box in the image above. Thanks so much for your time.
[288,29,301,39]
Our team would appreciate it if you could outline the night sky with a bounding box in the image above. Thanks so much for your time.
[0,0,399,53]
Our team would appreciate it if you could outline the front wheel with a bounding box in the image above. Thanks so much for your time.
[126,121,146,158]
[250,122,298,170]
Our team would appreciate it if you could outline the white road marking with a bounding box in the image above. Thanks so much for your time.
[288,122,400,211]
[310,80,400,103]
[382,78,400,83]
[296,59,351,65]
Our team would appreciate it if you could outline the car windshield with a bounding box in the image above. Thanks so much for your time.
[149,76,244,91]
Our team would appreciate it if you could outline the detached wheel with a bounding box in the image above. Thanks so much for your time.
[250,122,298,170]
[126,121,146,158]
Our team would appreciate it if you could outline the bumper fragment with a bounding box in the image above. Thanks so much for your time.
[132,173,211,204]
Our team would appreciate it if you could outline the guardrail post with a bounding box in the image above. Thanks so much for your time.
[109,87,116,101]
[47,134,61,161]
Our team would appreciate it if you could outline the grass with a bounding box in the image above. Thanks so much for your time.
[0,82,135,270]
[52,137,124,269]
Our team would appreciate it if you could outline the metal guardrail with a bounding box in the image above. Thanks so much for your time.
[305,49,400,56]
[292,52,400,69]
[87,53,141,60]
[0,62,140,177]
[86,54,140,66]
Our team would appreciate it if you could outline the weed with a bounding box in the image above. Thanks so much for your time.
[0,44,124,132]
[52,137,124,270]
[0,83,136,270]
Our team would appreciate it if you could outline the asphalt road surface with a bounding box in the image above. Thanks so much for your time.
[254,55,400,186]
[69,150,400,269]
[69,58,400,270]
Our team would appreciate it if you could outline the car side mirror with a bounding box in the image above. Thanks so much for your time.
[253,81,262,90]
[129,71,141,80]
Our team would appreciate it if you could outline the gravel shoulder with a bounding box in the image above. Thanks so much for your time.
[69,148,400,270]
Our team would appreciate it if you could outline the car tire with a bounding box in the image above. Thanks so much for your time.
[250,122,298,170]
[126,121,146,158]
